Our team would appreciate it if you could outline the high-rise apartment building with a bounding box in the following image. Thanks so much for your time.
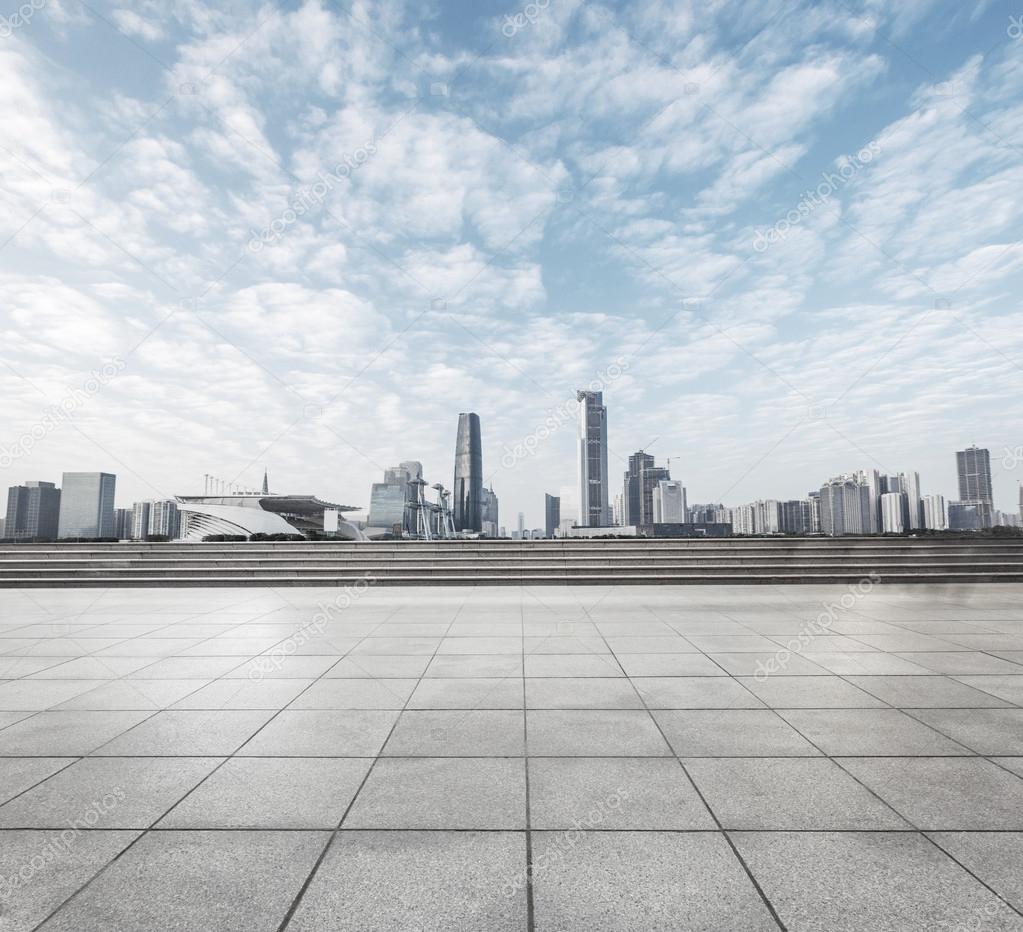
[544,494,561,539]
[780,499,813,535]
[922,494,947,530]
[149,500,181,539]
[880,492,906,534]
[900,471,923,530]
[577,391,609,526]
[819,476,871,536]
[453,413,483,533]
[5,481,61,540]
[113,507,132,540]
[131,501,152,541]
[956,445,993,505]
[57,473,116,539]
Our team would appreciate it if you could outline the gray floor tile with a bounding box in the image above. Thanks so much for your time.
[708,651,829,676]
[383,710,525,756]
[614,653,726,676]
[286,830,527,932]
[169,678,313,709]
[526,710,670,756]
[324,655,431,678]
[523,654,624,677]
[426,654,524,678]
[953,675,1023,704]
[240,710,398,756]
[907,708,1023,755]
[531,831,778,931]
[94,710,275,756]
[0,757,220,828]
[288,678,417,709]
[928,832,1023,912]
[654,709,822,756]
[407,677,524,709]
[685,757,907,829]
[737,675,887,708]
[633,677,764,709]
[0,830,140,932]
[0,758,76,806]
[0,680,109,711]
[895,652,1023,675]
[779,708,971,755]
[53,679,207,711]
[683,634,782,652]
[159,757,372,828]
[36,830,327,932]
[801,651,933,675]
[0,711,152,756]
[846,675,1013,708]
[840,757,1023,829]
[345,757,526,829]
[528,757,714,829]
[525,677,642,709]
[733,831,1023,931]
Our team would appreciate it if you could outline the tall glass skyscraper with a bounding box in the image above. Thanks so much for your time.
[577,391,609,526]
[453,412,483,533]
[57,472,116,539]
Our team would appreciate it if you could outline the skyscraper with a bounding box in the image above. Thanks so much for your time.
[957,446,993,504]
[113,508,132,540]
[577,391,609,526]
[544,494,561,538]
[57,472,116,539]
[900,470,923,530]
[453,412,483,533]
[5,481,61,540]
[481,485,499,538]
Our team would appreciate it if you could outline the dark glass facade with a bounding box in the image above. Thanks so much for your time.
[453,412,483,532]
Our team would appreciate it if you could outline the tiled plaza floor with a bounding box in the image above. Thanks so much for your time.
[1,583,1023,931]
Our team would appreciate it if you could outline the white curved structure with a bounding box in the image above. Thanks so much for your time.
[176,494,365,541]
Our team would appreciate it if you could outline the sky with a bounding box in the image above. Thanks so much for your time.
[1,0,1022,528]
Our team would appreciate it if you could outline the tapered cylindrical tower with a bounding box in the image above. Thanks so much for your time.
[453,412,483,533]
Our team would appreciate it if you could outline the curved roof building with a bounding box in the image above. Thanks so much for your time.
[176,493,364,541]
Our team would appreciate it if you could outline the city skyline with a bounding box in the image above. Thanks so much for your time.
[2,3,1022,531]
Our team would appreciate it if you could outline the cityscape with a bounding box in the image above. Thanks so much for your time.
[4,393,1021,542]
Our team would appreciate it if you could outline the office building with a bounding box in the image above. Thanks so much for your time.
[577,391,610,526]
[517,512,525,539]
[367,462,423,535]
[880,492,906,534]
[149,500,180,539]
[819,475,871,536]
[753,500,782,534]
[544,494,561,539]
[131,501,151,540]
[652,480,686,524]
[623,452,670,527]
[57,472,116,539]
[860,469,881,534]
[481,485,499,538]
[113,508,132,540]
[922,494,947,530]
[612,492,624,527]
[453,412,483,533]
[4,481,61,540]
[948,501,986,531]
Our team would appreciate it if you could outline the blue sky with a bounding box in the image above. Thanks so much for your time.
[1,0,1022,526]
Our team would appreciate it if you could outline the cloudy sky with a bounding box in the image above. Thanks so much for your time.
[2,0,1022,527]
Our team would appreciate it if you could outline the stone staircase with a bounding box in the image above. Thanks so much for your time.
[1,537,1022,586]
